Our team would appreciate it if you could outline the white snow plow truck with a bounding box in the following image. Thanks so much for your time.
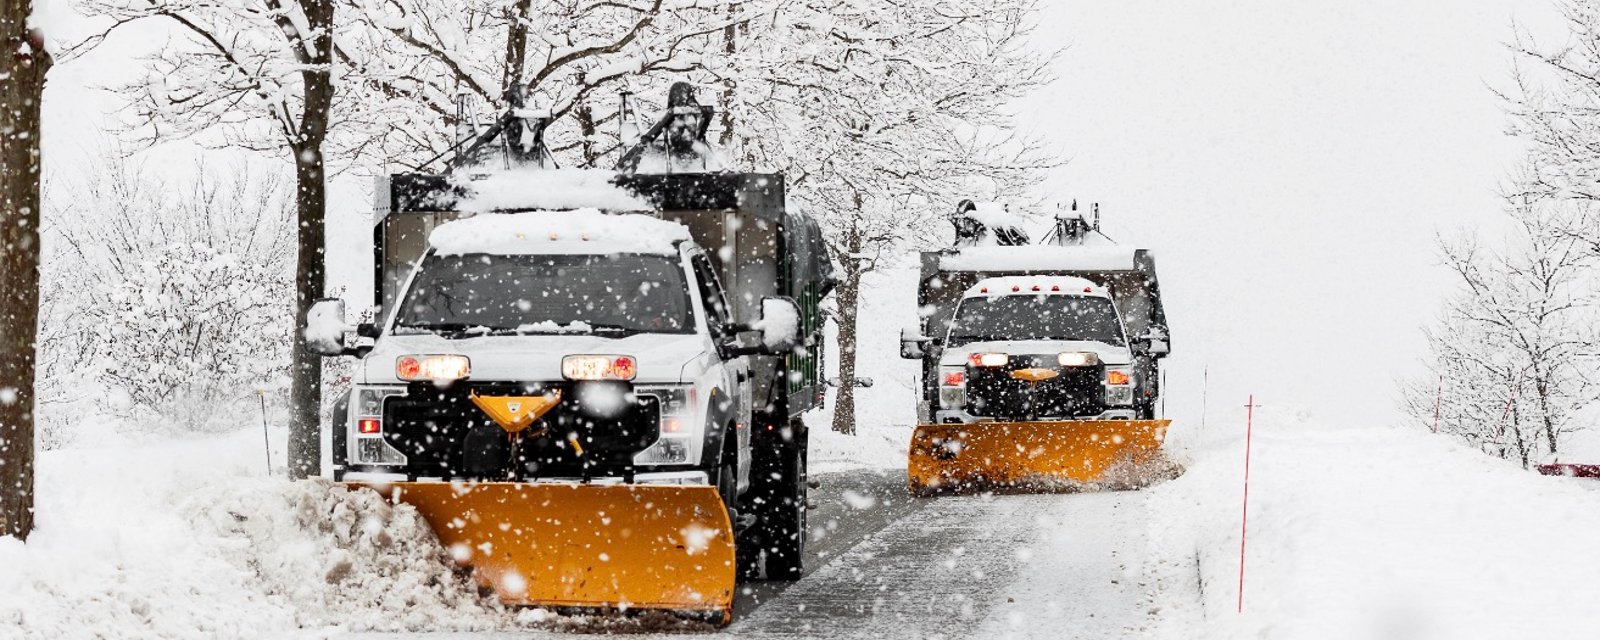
[304,83,834,625]
[900,201,1173,494]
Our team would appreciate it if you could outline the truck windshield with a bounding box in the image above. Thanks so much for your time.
[947,295,1126,347]
[394,253,693,336]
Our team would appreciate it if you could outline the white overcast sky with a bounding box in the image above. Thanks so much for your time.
[1017,0,1567,428]
[37,0,1570,428]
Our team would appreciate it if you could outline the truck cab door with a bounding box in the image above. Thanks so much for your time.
[691,253,753,490]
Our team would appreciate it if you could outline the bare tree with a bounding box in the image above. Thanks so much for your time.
[0,2,51,540]
[76,0,339,478]
[1404,192,1598,467]
[714,0,1059,433]
[338,0,748,169]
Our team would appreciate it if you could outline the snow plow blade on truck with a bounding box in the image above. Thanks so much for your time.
[353,482,736,622]
[908,419,1170,494]
[901,202,1177,495]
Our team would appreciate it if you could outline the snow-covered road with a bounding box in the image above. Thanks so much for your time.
[732,484,1156,639]
[344,469,1165,640]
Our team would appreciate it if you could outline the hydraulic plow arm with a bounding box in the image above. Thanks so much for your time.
[351,481,736,624]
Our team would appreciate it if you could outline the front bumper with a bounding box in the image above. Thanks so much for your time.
[343,469,712,485]
[934,407,1137,425]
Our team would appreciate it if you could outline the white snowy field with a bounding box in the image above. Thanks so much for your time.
[1144,411,1600,640]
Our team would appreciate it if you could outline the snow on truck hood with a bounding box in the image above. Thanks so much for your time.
[360,332,708,384]
[962,275,1108,297]
[428,210,691,256]
[940,339,1133,366]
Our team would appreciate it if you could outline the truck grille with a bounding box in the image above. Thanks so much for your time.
[382,381,660,479]
[965,355,1105,419]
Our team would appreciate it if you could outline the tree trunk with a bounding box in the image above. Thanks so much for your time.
[576,104,598,167]
[0,10,50,540]
[502,0,533,91]
[718,5,738,148]
[830,222,863,435]
[287,0,334,479]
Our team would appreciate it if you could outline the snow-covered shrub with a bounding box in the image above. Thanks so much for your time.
[92,242,291,430]
[41,153,295,435]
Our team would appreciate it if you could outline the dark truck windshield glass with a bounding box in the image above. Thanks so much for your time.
[395,253,693,335]
[947,295,1126,347]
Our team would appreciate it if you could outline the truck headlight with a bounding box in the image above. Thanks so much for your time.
[1104,367,1134,406]
[350,386,407,466]
[635,386,700,465]
[938,366,967,409]
[967,352,1009,367]
[562,354,637,381]
[395,355,470,382]
[1058,352,1100,367]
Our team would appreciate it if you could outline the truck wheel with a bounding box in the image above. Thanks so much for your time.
[754,423,808,581]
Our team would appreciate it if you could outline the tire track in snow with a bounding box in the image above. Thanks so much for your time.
[972,491,1157,639]
[727,494,1039,639]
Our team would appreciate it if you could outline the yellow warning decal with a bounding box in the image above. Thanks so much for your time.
[469,390,562,433]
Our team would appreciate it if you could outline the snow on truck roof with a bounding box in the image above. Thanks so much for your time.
[940,245,1141,272]
[454,169,652,213]
[965,275,1108,298]
[428,210,692,256]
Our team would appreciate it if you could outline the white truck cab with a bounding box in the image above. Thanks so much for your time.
[916,275,1139,424]
[308,210,797,497]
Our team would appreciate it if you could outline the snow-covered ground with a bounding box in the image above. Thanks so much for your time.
[1144,410,1600,639]
[0,428,504,639]
[7,267,1600,638]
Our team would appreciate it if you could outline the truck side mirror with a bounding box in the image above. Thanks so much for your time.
[356,306,382,339]
[1131,335,1171,358]
[304,298,353,357]
[752,296,802,355]
[900,326,931,359]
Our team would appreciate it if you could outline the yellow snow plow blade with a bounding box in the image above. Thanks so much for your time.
[908,419,1172,494]
[351,481,736,624]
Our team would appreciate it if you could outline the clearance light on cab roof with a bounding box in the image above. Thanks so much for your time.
[562,355,638,381]
[968,353,1009,368]
[396,354,470,381]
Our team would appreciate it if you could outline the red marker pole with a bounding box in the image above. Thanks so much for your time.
[1238,395,1257,614]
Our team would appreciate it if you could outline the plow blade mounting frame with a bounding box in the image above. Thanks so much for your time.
[351,481,736,624]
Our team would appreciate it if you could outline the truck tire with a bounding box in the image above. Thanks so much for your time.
[752,421,808,581]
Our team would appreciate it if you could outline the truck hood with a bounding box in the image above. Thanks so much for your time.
[360,332,709,384]
[939,339,1132,367]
